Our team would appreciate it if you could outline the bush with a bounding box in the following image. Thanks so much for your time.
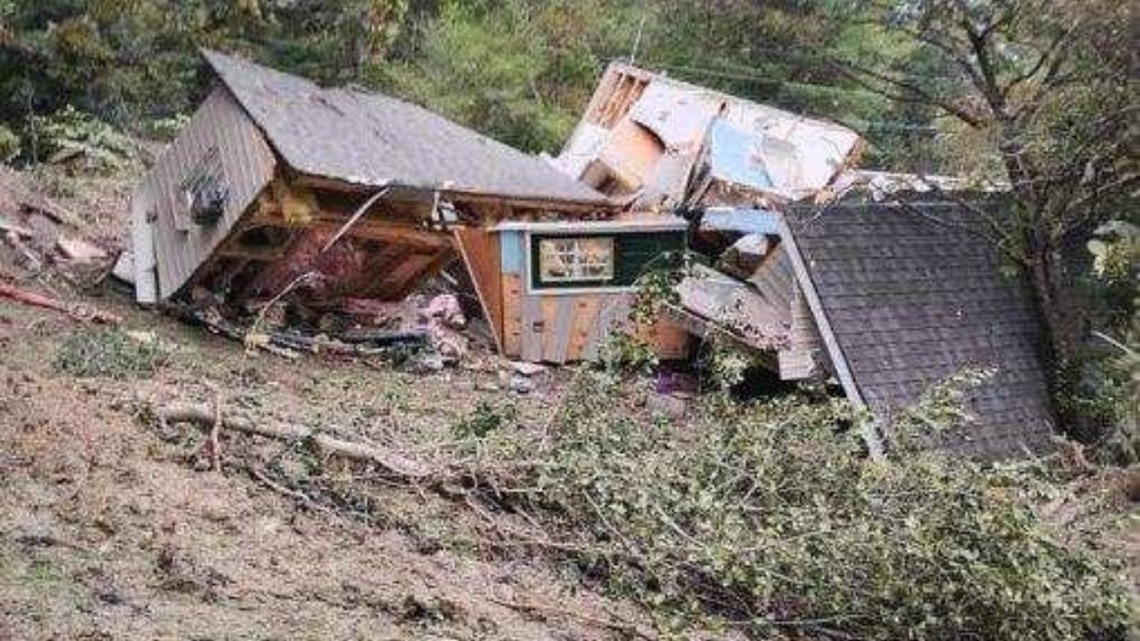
[0,124,20,164]
[54,328,173,379]
[453,400,517,439]
[533,373,1132,640]
[30,106,135,173]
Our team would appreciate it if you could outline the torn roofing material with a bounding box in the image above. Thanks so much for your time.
[784,198,1055,459]
[201,49,611,207]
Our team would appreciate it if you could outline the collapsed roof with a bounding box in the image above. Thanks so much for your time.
[202,50,611,208]
[783,197,1056,458]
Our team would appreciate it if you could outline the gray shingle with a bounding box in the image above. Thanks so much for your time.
[201,49,610,206]
[789,198,1056,459]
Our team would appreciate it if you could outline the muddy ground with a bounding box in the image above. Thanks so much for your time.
[0,166,658,641]
[0,296,661,641]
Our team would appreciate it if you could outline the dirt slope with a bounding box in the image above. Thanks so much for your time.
[0,298,653,641]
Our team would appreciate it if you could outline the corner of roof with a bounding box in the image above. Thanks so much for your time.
[198,47,232,73]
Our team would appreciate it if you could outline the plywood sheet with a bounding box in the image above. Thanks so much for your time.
[520,295,544,362]
[454,227,504,351]
[565,296,602,361]
[583,294,632,360]
[598,118,664,189]
[542,296,578,364]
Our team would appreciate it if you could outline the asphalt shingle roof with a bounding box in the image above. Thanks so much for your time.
[202,49,610,206]
[788,198,1056,459]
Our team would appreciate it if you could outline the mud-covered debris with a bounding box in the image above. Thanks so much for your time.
[510,361,546,377]
[56,236,109,263]
[111,250,135,284]
[0,280,122,324]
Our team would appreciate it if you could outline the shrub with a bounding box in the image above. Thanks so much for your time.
[30,106,135,173]
[453,400,517,439]
[533,373,1133,640]
[0,124,19,164]
[54,328,173,378]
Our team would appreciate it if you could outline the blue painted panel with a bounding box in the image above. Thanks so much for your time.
[500,231,525,274]
[700,207,782,235]
[707,119,773,190]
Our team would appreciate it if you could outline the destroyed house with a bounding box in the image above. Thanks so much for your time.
[132,50,688,363]
[132,52,1057,458]
[549,61,866,380]
[551,63,1055,458]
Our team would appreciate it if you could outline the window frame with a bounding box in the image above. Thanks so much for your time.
[526,228,685,295]
[533,235,617,286]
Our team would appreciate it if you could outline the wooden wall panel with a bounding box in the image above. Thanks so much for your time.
[142,86,277,299]
[454,228,504,351]
[779,287,824,380]
[541,297,575,363]
[495,229,690,364]
[583,294,631,360]
[499,231,526,359]
[520,296,544,362]
[501,274,524,358]
[565,297,602,361]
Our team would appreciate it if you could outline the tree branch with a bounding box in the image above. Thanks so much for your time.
[831,59,982,127]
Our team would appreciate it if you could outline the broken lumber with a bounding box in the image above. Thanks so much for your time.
[0,281,122,324]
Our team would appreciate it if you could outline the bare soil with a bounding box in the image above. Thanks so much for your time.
[0,166,651,641]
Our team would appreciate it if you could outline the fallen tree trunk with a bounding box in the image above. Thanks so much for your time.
[154,402,436,481]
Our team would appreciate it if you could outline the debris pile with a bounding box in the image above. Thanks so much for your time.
[549,62,861,380]
[111,51,1056,458]
[0,166,124,324]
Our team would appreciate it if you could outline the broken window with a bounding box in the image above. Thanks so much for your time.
[181,147,229,225]
[537,236,615,283]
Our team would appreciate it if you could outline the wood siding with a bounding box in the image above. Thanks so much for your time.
[498,230,688,364]
[139,86,277,299]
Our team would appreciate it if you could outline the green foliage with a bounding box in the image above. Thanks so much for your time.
[30,105,134,172]
[453,399,517,440]
[142,114,190,142]
[1059,221,1140,464]
[595,257,687,376]
[0,0,409,146]
[596,329,659,375]
[694,335,754,390]
[0,123,19,163]
[54,328,173,379]
[380,1,597,152]
[535,372,1133,640]
[890,367,997,452]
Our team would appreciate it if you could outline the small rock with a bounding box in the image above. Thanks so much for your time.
[412,352,446,373]
[111,251,135,284]
[508,375,535,395]
[475,380,503,392]
[646,392,688,419]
